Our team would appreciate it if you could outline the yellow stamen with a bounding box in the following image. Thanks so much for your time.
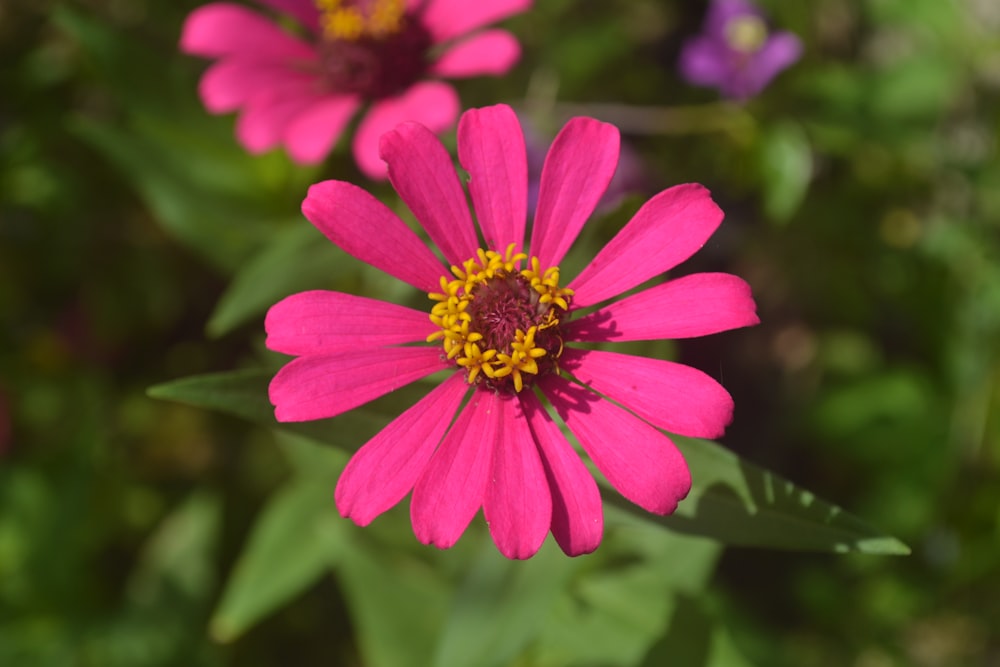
[724,15,768,54]
[427,248,572,392]
[315,0,406,41]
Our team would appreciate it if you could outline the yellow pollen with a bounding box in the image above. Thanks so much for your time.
[426,246,574,392]
[315,0,405,41]
[724,15,769,54]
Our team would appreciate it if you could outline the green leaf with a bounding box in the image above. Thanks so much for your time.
[147,369,275,424]
[758,122,812,224]
[637,594,757,667]
[812,371,932,438]
[610,436,911,555]
[432,540,579,667]
[277,430,352,483]
[150,370,908,554]
[636,594,713,667]
[869,57,962,121]
[72,116,271,272]
[207,223,348,338]
[127,492,221,608]
[74,493,225,667]
[56,4,312,272]
[335,534,450,667]
[51,4,180,113]
[148,368,438,450]
[534,525,722,666]
[209,477,344,643]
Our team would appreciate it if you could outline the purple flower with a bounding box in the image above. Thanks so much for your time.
[679,0,802,100]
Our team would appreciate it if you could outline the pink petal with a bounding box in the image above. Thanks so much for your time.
[265,290,437,356]
[269,347,448,422]
[284,95,361,164]
[567,272,759,342]
[560,348,734,439]
[352,81,460,180]
[410,388,499,549]
[335,373,469,525]
[457,104,527,252]
[235,90,323,153]
[301,180,446,293]
[180,3,315,61]
[568,183,724,307]
[430,30,522,78]
[539,375,691,515]
[379,117,480,266]
[198,59,315,114]
[254,0,320,32]
[520,391,603,556]
[529,117,619,268]
[420,0,532,44]
[482,395,551,559]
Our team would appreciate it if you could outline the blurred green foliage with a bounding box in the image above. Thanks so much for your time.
[2,0,999,665]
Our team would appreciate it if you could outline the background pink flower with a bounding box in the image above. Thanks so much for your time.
[180,0,530,178]
[265,104,759,558]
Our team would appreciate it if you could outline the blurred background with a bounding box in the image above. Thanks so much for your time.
[2,0,998,664]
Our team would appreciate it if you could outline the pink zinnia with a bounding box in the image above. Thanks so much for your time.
[266,104,759,558]
[180,0,530,178]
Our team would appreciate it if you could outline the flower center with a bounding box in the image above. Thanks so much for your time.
[316,0,405,40]
[427,245,573,394]
[313,0,432,99]
[724,15,768,54]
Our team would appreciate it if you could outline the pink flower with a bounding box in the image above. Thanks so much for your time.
[180,0,530,178]
[266,104,759,558]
